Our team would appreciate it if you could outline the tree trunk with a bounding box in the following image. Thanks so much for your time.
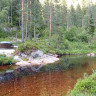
[49,0,52,45]
[11,0,12,24]
[34,17,36,42]
[22,0,24,43]
[8,13,10,23]
[30,0,32,40]
[26,0,28,41]
[67,11,70,30]
[19,3,21,28]
[16,32,17,45]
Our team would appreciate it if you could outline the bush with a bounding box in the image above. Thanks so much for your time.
[77,30,90,42]
[71,71,96,96]
[18,42,39,53]
[0,56,15,65]
[65,26,90,43]
[65,26,78,41]
[0,27,7,38]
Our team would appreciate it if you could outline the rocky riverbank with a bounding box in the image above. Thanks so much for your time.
[0,49,60,82]
[14,50,59,67]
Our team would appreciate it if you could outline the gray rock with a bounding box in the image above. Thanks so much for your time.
[87,53,95,56]
[16,61,31,66]
[21,53,27,58]
[6,70,14,73]
[2,27,18,32]
[4,70,15,80]
[31,50,44,58]
[0,76,3,82]
[14,56,22,62]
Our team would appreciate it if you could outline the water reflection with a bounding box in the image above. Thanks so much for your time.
[0,55,96,96]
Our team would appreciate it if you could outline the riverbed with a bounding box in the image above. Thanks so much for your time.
[0,55,96,96]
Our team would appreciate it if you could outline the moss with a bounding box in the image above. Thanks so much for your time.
[22,57,28,61]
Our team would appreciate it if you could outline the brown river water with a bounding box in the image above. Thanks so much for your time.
[0,55,96,96]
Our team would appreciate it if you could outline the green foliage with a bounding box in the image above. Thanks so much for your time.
[0,27,7,38]
[18,42,39,53]
[65,26,89,42]
[88,15,95,36]
[0,54,6,57]
[71,71,96,96]
[0,56,15,65]
[65,26,80,41]
[78,31,90,42]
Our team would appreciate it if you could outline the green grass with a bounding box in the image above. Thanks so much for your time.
[1,37,96,55]
[71,71,96,96]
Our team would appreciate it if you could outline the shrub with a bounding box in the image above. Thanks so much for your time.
[77,30,90,42]
[0,27,7,38]
[65,26,90,43]
[18,42,39,53]
[0,56,16,65]
[65,26,78,41]
[71,71,96,96]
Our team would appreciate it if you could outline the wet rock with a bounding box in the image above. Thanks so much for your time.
[0,76,3,81]
[31,50,44,58]
[0,73,3,82]
[31,65,43,72]
[6,70,14,73]
[87,53,95,56]
[4,70,15,80]
[16,67,36,76]
[20,66,28,71]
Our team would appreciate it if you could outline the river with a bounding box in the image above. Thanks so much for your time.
[0,55,96,96]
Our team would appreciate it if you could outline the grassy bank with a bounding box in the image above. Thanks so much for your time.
[71,71,96,96]
[1,26,96,55]
[0,55,15,66]
[1,38,96,55]
[13,39,96,55]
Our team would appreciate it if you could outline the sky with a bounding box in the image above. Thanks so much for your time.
[39,0,45,4]
[39,0,96,8]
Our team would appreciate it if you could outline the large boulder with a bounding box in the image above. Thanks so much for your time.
[40,56,59,65]
[29,59,41,65]
[16,60,31,66]
[4,70,15,81]
[31,50,44,58]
